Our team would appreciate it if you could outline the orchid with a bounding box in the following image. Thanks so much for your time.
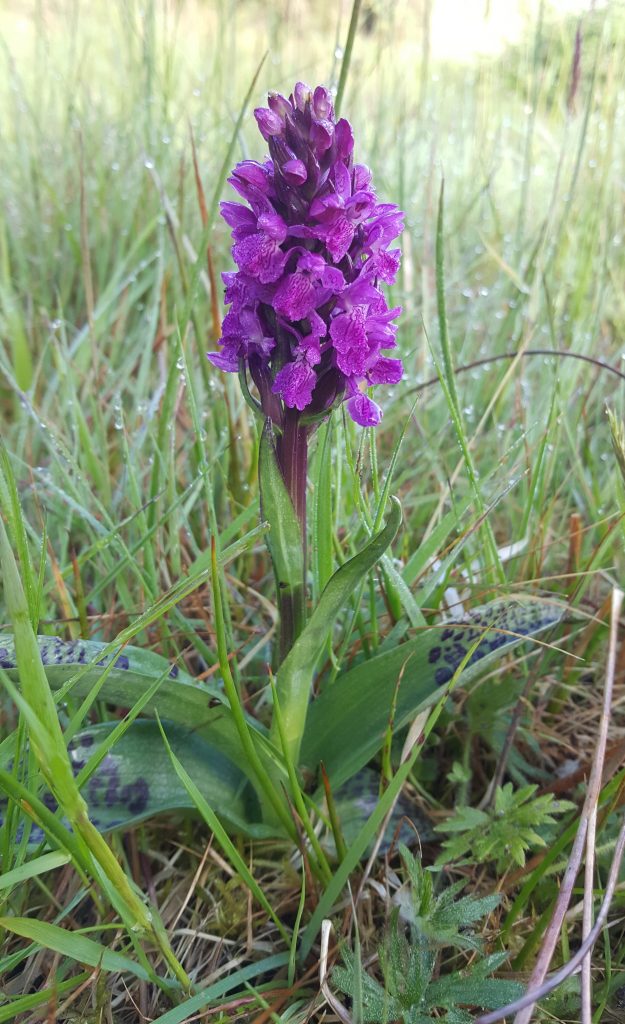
[207,83,406,668]
[209,82,404,427]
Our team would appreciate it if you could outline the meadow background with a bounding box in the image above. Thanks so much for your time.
[2,0,625,1020]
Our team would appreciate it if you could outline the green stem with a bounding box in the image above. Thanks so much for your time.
[334,0,363,117]
[210,539,298,840]
[269,679,333,884]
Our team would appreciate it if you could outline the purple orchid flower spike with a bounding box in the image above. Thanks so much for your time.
[209,82,404,429]
[209,83,404,663]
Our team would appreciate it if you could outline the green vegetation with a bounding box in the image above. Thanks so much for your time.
[2,0,625,1020]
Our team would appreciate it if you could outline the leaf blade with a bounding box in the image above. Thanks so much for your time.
[301,596,567,787]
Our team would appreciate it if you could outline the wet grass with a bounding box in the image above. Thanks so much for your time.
[2,0,625,1020]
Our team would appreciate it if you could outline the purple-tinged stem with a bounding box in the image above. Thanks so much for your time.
[277,408,308,541]
[275,407,308,662]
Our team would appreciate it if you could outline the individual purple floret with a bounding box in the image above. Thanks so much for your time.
[209,83,404,427]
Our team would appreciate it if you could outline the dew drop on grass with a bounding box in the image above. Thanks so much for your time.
[144,157,155,170]
[334,46,344,59]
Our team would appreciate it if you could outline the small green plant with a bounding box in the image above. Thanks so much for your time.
[434,783,574,872]
[394,846,501,953]
[332,844,523,1023]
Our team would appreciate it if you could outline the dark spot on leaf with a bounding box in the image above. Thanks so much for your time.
[444,642,467,667]
[42,791,58,812]
[435,666,453,686]
[428,646,441,664]
[115,654,130,670]
[86,758,120,808]
[169,664,179,678]
[121,778,149,815]
[0,646,14,668]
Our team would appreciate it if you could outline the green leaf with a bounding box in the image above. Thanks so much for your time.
[0,851,70,891]
[0,973,91,1023]
[157,717,288,936]
[323,768,434,858]
[75,720,267,836]
[0,917,153,982]
[149,952,290,1024]
[0,634,257,779]
[428,973,524,1012]
[434,782,573,871]
[332,949,403,1024]
[0,515,87,821]
[396,845,500,953]
[0,443,39,629]
[300,668,454,959]
[0,720,273,845]
[301,596,567,788]
[272,496,403,764]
